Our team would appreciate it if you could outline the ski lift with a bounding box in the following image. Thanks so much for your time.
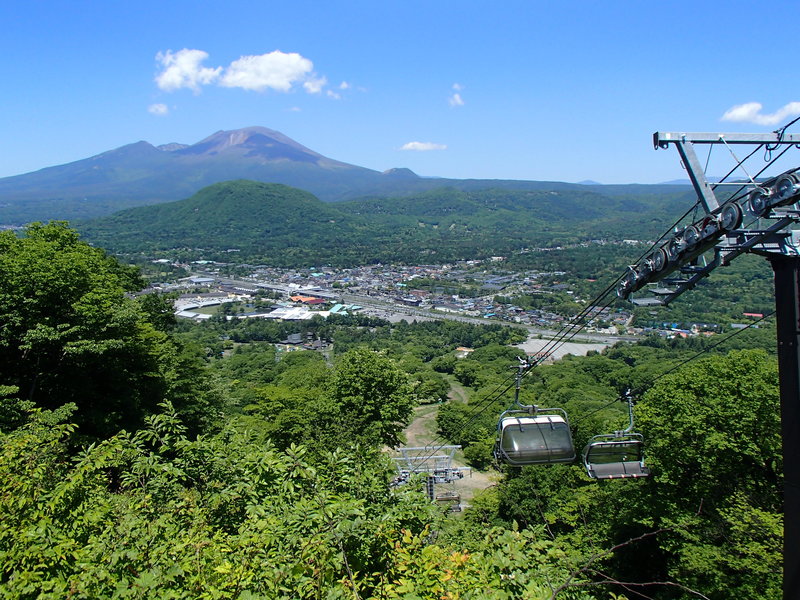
[582,391,650,480]
[493,359,576,466]
[495,407,576,465]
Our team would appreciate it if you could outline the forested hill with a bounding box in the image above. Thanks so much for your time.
[79,179,692,266]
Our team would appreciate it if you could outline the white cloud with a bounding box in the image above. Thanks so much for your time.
[721,101,800,126]
[156,48,336,97]
[155,49,221,93]
[302,75,327,94]
[339,81,351,90]
[400,141,447,151]
[148,103,169,116]
[326,90,341,100]
[449,83,464,107]
[221,51,315,92]
[449,93,464,107]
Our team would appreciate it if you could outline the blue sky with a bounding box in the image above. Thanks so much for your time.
[2,0,799,184]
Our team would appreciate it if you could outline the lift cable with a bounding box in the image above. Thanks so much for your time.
[457,193,781,468]
[430,192,736,455]
[528,294,619,368]
[773,114,800,142]
[722,144,794,207]
[399,167,754,477]
[570,397,625,427]
[720,136,760,186]
[568,313,775,441]
[405,268,636,471]
[644,123,800,600]
[716,116,800,194]
[527,191,720,371]
[406,210,703,471]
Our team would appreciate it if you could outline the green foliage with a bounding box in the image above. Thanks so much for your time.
[489,348,782,600]
[0,222,783,599]
[411,369,450,404]
[0,222,222,438]
[629,349,782,598]
[639,349,780,509]
[236,348,415,451]
[326,348,415,448]
[78,181,692,268]
[0,404,603,599]
[81,181,355,264]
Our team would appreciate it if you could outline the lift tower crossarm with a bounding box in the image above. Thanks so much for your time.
[653,131,800,215]
[654,132,800,145]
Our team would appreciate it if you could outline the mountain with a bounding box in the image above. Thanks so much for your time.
[0,127,387,223]
[80,180,691,267]
[0,126,690,225]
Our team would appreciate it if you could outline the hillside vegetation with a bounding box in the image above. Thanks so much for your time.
[0,223,782,598]
[79,179,692,266]
[0,125,694,224]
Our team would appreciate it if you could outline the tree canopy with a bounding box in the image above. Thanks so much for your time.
[0,222,221,437]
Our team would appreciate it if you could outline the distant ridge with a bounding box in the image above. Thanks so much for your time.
[156,143,189,152]
[0,126,689,224]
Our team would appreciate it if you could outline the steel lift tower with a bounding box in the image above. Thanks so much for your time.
[392,445,471,511]
[617,129,800,599]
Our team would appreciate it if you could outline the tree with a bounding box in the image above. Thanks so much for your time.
[412,370,450,404]
[492,348,782,600]
[326,348,414,448]
[0,222,221,438]
[0,403,596,599]
[632,348,782,598]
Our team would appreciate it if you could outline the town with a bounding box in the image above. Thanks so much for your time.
[152,255,737,349]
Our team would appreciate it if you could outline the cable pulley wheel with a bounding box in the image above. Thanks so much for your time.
[775,173,800,202]
[682,225,699,249]
[719,203,743,232]
[651,247,668,272]
[748,189,770,216]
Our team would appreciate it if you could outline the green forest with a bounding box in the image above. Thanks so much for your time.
[77,180,692,267]
[0,223,783,599]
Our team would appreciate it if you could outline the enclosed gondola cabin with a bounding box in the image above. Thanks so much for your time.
[583,434,649,479]
[495,410,576,466]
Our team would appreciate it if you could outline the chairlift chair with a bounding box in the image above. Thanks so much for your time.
[494,407,576,466]
[582,433,649,479]
[582,391,650,480]
[493,359,576,466]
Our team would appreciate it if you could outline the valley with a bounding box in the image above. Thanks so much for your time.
[2,2,793,595]
[0,128,787,600]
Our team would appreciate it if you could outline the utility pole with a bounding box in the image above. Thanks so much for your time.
[619,129,800,599]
